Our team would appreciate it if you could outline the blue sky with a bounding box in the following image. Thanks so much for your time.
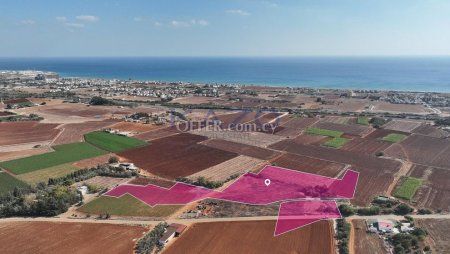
[1,0,450,57]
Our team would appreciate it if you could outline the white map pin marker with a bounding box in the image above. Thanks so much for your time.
[264,179,271,186]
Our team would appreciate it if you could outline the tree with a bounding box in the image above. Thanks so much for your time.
[394,203,413,215]
[339,204,355,217]
[108,156,119,164]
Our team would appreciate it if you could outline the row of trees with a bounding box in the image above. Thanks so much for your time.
[135,222,168,254]
[176,174,240,189]
[336,219,351,254]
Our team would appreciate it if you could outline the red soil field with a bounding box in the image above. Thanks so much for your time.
[0,111,14,116]
[409,165,450,211]
[134,127,180,141]
[0,121,60,146]
[164,220,336,254]
[201,139,281,160]
[364,129,409,139]
[0,221,148,254]
[269,140,401,205]
[411,124,449,138]
[109,122,164,133]
[383,120,422,133]
[72,154,112,168]
[118,133,238,180]
[272,153,345,177]
[313,121,373,137]
[214,112,261,129]
[341,137,392,155]
[3,98,30,104]
[53,120,119,145]
[275,117,319,137]
[290,134,330,145]
[384,134,450,169]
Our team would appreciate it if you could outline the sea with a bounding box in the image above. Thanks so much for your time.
[1,57,450,92]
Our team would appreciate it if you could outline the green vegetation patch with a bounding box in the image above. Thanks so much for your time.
[0,172,28,195]
[306,127,343,138]
[78,194,181,217]
[357,116,370,125]
[394,177,423,200]
[382,133,407,143]
[17,164,80,185]
[0,143,107,175]
[322,137,350,149]
[85,131,147,153]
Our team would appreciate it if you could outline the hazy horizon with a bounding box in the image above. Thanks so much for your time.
[1,0,450,57]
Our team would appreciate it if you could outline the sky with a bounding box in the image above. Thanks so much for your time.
[0,0,450,57]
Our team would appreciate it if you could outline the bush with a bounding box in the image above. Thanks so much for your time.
[357,206,380,216]
[338,204,355,217]
[108,156,119,164]
[394,204,413,215]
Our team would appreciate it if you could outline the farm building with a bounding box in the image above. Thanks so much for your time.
[367,219,396,234]
[159,227,177,246]
[169,223,187,236]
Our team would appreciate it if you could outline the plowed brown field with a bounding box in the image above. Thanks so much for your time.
[119,133,238,180]
[53,120,119,145]
[0,122,60,146]
[201,139,281,160]
[0,221,148,254]
[272,153,345,177]
[163,220,336,254]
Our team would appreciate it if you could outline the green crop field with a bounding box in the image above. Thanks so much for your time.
[85,131,147,153]
[322,137,350,149]
[357,116,370,125]
[78,194,181,217]
[17,164,80,185]
[0,143,107,175]
[394,177,422,200]
[382,133,407,143]
[0,172,28,195]
[306,127,344,138]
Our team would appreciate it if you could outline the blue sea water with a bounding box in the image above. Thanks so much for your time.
[0,57,450,92]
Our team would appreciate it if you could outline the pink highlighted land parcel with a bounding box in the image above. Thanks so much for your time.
[105,165,359,236]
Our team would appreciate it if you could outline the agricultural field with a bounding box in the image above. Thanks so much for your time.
[272,153,345,177]
[109,121,164,133]
[195,199,279,218]
[134,127,180,141]
[0,121,60,146]
[323,116,354,124]
[164,221,336,254]
[76,176,129,190]
[0,147,52,161]
[0,221,148,254]
[290,134,330,145]
[72,154,112,168]
[16,164,80,185]
[351,220,387,254]
[275,117,319,137]
[78,194,181,218]
[408,165,450,211]
[313,122,373,137]
[384,134,450,168]
[393,177,422,200]
[383,120,422,133]
[118,133,237,180]
[322,137,350,148]
[201,139,281,160]
[84,131,147,152]
[128,177,176,188]
[269,140,401,205]
[188,155,265,182]
[306,127,343,138]
[53,120,118,145]
[357,116,370,125]
[0,171,28,195]
[411,124,449,138]
[0,143,108,175]
[416,219,450,254]
[193,129,284,147]
[341,137,393,155]
[382,133,407,143]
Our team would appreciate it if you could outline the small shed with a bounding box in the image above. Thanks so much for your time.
[169,223,187,236]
